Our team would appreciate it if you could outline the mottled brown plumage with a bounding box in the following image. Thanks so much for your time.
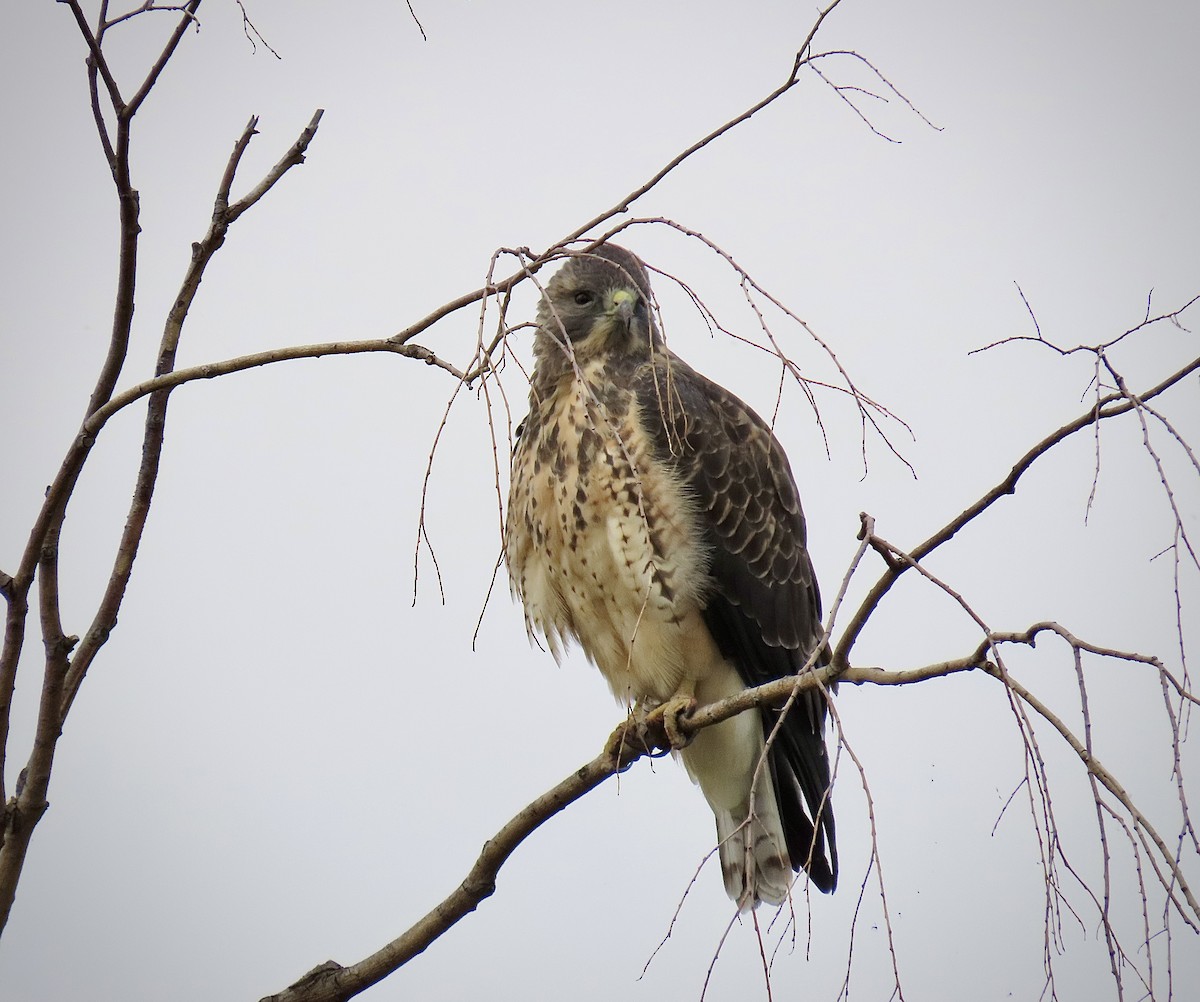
[505,244,836,906]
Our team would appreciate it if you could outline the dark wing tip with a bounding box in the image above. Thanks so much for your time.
[768,717,838,892]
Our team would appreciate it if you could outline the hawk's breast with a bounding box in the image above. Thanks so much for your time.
[506,358,712,703]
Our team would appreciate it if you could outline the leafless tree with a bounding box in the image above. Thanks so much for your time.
[1,4,1195,1002]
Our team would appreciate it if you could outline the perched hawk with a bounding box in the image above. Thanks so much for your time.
[505,244,837,907]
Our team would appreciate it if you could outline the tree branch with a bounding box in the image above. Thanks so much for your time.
[832,347,1200,670]
[103,2,200,31]
[260,726,642,1002]
[60,108,324,719]
[383,1,851,354]
[258,635,1028,1002]
[0,99,323,936]
[58,0,125,111]
[979,661,1200,928]
[226,109,324,223]
[547,1,845,253]
[124,0,202,117]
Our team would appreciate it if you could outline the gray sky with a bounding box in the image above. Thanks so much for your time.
[2,1,1198,999]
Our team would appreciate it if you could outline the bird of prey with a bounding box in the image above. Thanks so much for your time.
[505,244,836,907]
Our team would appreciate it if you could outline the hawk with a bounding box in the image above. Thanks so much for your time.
[505,244,837,907]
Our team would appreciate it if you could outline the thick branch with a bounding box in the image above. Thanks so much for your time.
[0,527,72,930]
[261,652,858,1002]
[260,640,1001,1002]
[260,733,636,1002]
[3,0,141,812]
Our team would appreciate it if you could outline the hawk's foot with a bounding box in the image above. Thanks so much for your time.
[639,694,697,751]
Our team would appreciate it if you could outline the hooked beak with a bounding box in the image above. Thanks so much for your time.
[608,288,637,327]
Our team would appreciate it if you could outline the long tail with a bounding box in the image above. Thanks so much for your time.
[713,777,792,909]
[681,661,835,906]
[680,689,798,909]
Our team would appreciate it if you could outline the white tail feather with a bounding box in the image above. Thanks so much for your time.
[679,660,793,908]
[714,784,791,909]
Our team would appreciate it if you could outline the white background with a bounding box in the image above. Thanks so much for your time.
[2,1,1198,999]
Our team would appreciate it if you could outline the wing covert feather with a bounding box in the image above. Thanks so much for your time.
[633,354,838,892]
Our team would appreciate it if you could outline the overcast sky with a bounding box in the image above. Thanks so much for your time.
[2,1,1198,1000]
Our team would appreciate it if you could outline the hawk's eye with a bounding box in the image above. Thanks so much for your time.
[573,290,594,306]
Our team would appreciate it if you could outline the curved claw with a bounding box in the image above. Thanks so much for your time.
[641,694,697,751]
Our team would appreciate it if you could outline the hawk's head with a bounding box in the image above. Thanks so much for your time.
[533,245,661,375]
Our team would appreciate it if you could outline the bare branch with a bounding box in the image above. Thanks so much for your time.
[59,109,325,718]
[979,661,1200,929]
[235,1,281,57]
[973,288,1199,357]
[404,0,427,42]
[257,631,1016,1002]
[833,345,1200,670]
[58,0,125,111]
[227,110,325,223]
[14,5,1195,997]
[380,3,867,356]
[102,2,199,30]
[259,725,642,1002]
[124,0,202,117]
[554,3,848,251]
[0,103,324,935]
